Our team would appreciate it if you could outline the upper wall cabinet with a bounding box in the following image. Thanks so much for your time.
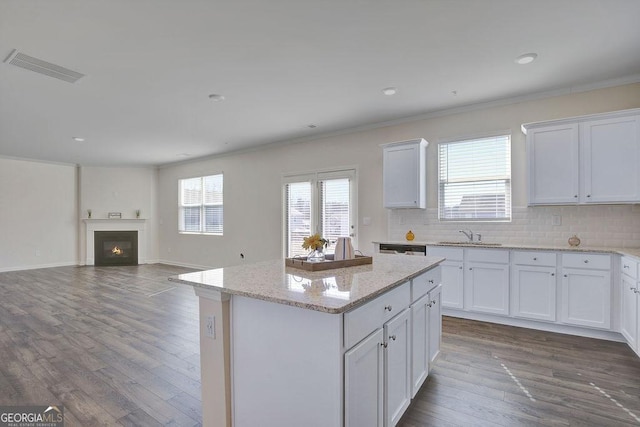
[522,109,640,206]
[382,138,428,209]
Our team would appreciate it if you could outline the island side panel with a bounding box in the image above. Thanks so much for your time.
[231,295,343,427]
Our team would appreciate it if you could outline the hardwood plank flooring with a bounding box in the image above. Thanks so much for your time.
[1,264,639,426]
[400,317,640,426]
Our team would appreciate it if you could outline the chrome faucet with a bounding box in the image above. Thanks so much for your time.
[459,229,474,242]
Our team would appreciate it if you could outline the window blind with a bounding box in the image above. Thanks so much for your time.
[285,181,312,257]
[320,178,351,252]
[438,135,511,221]
[179,174,224,234]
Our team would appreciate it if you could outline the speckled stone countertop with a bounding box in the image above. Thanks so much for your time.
[374,240,640,258]
[169,254,444,314]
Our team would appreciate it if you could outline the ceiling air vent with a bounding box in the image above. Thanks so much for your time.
[3,49,84,83]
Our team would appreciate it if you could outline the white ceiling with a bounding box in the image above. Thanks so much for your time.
[1,0,639,167]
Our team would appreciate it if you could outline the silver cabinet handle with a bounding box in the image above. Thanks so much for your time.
[533,257,538,261]
[564,274,568,277]
[390,335,396,341]
[584,260,589,263]
[431,300,436,305]
[469,268,473,270]
[574,195,578,198]
[459,266,463,270]
[384,305,393,312]
[624,265,630,269]
[381,342,388,348]
[428,279,434,284]
[587,194,591,198]
[551,273,555,276]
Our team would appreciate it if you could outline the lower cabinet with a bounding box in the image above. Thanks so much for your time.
[511,265,557,321]
[559,253,612,329]
[439,260,464,309]
[621,273,638,351]
[345,329,384,427]
[384,309,411,427]
[462,248,510,316]
[345,268,442,427]
[410,284,442,398]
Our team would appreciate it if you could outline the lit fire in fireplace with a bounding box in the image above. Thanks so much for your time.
[111,246,123,256]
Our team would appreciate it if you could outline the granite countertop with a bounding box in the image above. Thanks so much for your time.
[374,240,640,258]
[169,254,444,314]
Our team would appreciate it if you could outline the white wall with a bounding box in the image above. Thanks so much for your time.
[157,82,640,269]
[79,166,159,264]
[0,157,78,272]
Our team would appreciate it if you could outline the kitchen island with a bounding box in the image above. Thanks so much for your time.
[170,254,444,427]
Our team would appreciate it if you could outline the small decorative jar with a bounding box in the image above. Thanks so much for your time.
[568,235,581,247]
[406,230,415,241]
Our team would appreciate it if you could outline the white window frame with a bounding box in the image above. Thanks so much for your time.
[438,133,512,222]
[178,173,224,235]
[282,167,358,258]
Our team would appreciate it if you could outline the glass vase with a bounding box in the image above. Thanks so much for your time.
[308,248,326,263]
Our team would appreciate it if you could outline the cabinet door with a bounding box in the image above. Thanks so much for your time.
[511,265,557,321]
[581,115,640,203]
[345,329,384,427]
[621,274,638,350]
[428,284,442,366]
[383,141,425,208]
[440,260,464,309]
[526,123,579,205]
[561,268,611,329]
[384,309,411,427]
[465,262,510,315]
[410,295,429,398]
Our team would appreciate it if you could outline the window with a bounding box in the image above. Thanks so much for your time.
[179,174,223,234]
[283,169,356,257]
[438,135,511,221]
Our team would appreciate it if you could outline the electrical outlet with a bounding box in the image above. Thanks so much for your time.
[206,315,215,339]
[398,215,405,225]
[552,215,562,226]
[35,249,41,257]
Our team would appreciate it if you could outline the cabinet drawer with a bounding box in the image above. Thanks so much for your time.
[344,282,410,349]
[562,253,610,270]
[427,246,463,261]
[466,248,509,264]
[621,256,639,280]
[412,267,441,301]
[512,251,556,267]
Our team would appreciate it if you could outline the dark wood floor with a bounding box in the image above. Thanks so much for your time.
[1,265,639,426]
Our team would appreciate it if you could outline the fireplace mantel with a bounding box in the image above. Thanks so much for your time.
[84,219,147,265]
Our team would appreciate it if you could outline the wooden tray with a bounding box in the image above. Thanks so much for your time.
[285,254,373,271]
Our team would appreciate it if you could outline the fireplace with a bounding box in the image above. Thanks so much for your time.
[94,231,138,266]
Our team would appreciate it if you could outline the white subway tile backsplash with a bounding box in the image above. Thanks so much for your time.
[388,205,640,248]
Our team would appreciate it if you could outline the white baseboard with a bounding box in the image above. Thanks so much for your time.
[442,308,626,343]
[0,261,78,273]
[157,258,211,271]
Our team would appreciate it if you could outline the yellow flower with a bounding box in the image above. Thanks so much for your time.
[302,233,328,251]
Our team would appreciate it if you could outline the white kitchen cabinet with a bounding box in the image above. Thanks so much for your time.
[428,246,464,309]
[428,284,442,366]
[384,308,411,427]
[621,274,638,351]
[465,249,510,316]
[560,253,611,329]
[382,139,427,209]
[581,114,640,203]
[511,251,557,322]
[345,329,384,427]
[525,123,579,205]
[522,108,640,205]
[410,283,442,398]
[620,256,639,354]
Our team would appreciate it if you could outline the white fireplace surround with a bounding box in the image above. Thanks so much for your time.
[84,219,147,266]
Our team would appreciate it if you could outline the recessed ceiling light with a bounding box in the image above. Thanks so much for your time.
[515,53,538,65]
[381,87,397,96]
[307,124,317,129]
[72,137,85,142]
[208,94,225,102]
[177,153,191,158]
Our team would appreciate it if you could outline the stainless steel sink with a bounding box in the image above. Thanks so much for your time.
[437,241,502,246]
